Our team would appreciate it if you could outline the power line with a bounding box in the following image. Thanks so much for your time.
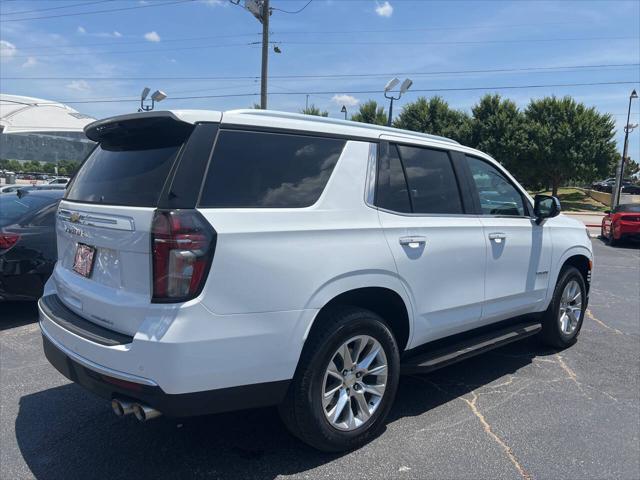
[4,35,636,59]
[31,80,640,105]
[13,32,262,52]
[4,63,638,81]
[0,0,116,16]
[0,0,197,22]
[272,0,314,14]
[8,20,593,52]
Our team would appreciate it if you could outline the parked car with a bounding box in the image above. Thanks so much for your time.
[0,184,22,194]
[601,203,640,245]
[48,177,69,185]
[0,189,63,301]
[39,110,593,452]
[591,178,615,191]
[622,182,640,195]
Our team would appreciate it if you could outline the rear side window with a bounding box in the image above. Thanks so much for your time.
[199,130,345,208]
[66,145,181,207]
[376,144,411,213]
[396,145,463,214]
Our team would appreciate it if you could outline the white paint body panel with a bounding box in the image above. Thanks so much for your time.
[42,109,593,397]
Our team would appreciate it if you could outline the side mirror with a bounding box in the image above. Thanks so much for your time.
[534,194,561,224]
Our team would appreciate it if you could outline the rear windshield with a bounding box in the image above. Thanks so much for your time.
[0,193,57,227]
[66,145,180,207]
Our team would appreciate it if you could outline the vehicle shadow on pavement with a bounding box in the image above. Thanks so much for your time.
[0,302,39,331]
[14,338,551,480]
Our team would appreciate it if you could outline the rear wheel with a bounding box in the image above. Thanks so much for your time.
[279,307,400,452]
[540,266,587,348]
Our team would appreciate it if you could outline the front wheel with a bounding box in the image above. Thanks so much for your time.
[540,266,587,348]
[279,308,400,452]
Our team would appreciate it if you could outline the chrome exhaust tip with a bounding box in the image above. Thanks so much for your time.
[132,403,162,422]
[111,398,134,417]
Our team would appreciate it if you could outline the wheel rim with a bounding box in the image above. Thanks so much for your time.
[321,335,388,432]
[559,279,583,335]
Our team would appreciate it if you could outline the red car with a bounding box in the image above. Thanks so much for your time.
[601,203,640,245]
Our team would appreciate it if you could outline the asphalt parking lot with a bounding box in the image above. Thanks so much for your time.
[1,239,638,480]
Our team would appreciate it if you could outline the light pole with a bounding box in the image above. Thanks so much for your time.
[341,105,347,120]
[239,0,270,109]
[384,77,412,127]
[611,89,638,209]
[139,87,167,112]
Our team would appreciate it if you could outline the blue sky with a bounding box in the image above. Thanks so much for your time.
[1,0,639,156]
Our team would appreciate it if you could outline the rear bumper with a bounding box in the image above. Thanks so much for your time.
[38,291,315,415]
[42,332,289,417]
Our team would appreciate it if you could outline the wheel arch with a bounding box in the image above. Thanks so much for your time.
[305,285,413,354]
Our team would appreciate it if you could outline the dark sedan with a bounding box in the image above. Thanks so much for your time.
[0,189,63,301]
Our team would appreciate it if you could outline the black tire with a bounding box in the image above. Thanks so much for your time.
[278,307,400,452]
[540,266,587,348]
[606,232,618,247]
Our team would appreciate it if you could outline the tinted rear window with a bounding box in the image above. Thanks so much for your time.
[396,145,463,214]
[0,193,58,226]
[199,130,345,208]
[66,145,181,207]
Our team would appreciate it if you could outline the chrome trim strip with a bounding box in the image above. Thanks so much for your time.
[364,142,377,207]
[58,209,135,231]
[39,306,157,387]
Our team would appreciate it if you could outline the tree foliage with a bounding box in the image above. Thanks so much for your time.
[350,100,388,126]
[392,96,471,144]
[300,104,328,117]
[524,96,617,195]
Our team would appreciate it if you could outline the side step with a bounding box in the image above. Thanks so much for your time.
[401,320,542,374]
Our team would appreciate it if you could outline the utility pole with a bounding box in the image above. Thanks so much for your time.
[260,0,270,109]
[611,89,638,209]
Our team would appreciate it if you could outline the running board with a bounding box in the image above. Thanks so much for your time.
[401,321,542,374]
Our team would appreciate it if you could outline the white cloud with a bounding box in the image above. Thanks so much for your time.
[113,31,122,38]
[144,31,161,42]
[332,94,359,107]
[0,40,17,60]
[375,1,393,17]
[22,57,37,68]
[77,26,86,34]
[66,80,91,92]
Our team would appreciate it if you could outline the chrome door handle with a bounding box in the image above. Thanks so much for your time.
[399,236,426,248]
[488,232,507,243]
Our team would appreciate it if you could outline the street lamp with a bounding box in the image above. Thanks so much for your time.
[611,89,638,209]
[139,88,167,112]
[384,77,412,127]
[340,105,347,120]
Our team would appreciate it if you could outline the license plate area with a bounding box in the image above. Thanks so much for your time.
[73,243,96,278]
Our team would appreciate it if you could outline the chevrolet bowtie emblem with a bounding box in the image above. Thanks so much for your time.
[70,212,81,223]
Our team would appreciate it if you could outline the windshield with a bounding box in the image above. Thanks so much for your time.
[616,204,640,213]
[0,193,57,227]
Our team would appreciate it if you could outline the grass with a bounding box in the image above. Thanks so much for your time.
[529,187,608,212]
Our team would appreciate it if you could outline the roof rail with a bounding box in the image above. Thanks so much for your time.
[227,109,460,145]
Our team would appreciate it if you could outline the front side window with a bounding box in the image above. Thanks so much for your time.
[199,130,345,208]
[396,145,463,214]
[466,156,526,216]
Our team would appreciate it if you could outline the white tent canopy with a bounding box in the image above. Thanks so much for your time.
[0,94,95,134]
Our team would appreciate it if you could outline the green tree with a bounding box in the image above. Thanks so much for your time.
[300,104,328,117]
[392,96,471,144]
[524,96,617,196]
[470,94,531,185]
[620,157,639,178]
[351,100,388,126]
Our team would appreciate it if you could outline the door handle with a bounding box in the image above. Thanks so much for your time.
[399,236,427,248]
[488,232,507,243]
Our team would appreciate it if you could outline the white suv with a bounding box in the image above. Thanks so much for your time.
[40,109,592,451]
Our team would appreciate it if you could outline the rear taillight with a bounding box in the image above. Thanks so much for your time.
[151,210,216,302]
[0,232,20,251]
